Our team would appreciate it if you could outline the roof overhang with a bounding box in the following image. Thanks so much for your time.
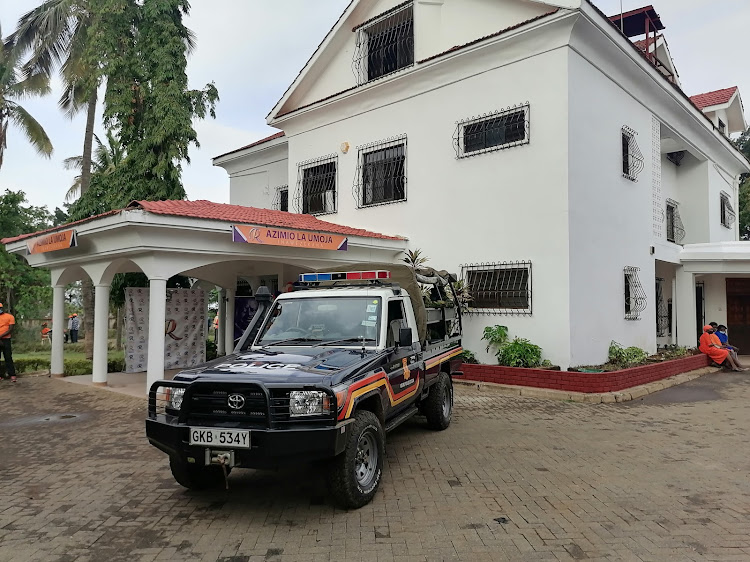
[3,205,408,287]
[699,90,747,135]
[609,5,664,38]
[681,243,750,274]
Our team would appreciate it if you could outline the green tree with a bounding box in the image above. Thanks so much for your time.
[0,22,53,169]
[736,128,750,239]
[68,0,217,219]
[0,190,54,320]
[63,129,125,201]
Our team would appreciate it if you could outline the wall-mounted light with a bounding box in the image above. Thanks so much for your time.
[340,142,350,154]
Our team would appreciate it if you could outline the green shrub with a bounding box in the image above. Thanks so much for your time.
[206,339,218,361]
[608,341,648,367]
[481,325,509,354]
[497,338,543,368]
[460,349,479,364]
[64,359,92,376]
[661,345,693,360]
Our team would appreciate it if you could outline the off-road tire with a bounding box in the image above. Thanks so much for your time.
[169,456,228,490]
[327,410,385,509]
[423,372,453,430]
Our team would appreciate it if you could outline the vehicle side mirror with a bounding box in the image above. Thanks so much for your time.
[398,327,412,348]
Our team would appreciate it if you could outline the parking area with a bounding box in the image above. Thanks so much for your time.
[1,374,750,562]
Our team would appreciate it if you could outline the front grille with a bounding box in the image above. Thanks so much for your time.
[186,384,268,427]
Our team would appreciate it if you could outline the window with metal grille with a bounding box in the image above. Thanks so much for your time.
[461,262,531,315]
[655,277,670,337]
[624,266,646,321]
[353,2,414,84]
[354,136,406,207]
[720,191,736,229]
[719,119,726,134]
[273,185,289,212]
[665,199,685,243]
[453,104,530,158]
[622,126,644,181]
[295,156,337,215]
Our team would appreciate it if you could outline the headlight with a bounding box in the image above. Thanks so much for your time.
[167,387,185,410]
[289,390,329,416]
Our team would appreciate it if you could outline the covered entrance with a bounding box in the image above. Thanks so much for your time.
[2,200,407,393]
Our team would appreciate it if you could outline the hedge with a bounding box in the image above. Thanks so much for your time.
[0,357,126,377]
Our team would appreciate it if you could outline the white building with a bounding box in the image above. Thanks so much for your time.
[213,0,749,368]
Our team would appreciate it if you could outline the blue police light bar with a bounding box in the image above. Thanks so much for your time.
[299,270,391,283]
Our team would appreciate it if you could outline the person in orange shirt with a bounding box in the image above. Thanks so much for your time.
[0,303,17,382]
[699,325,746,372]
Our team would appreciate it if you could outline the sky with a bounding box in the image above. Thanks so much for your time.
[0,0,748,214]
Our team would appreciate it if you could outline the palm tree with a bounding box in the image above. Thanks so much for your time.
[8,0,97,194]
[63,129,125,201]
[0,22,53,169]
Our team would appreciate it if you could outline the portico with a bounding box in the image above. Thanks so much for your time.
[2,200,406,393]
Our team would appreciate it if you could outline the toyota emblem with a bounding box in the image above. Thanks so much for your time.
[227,394,245,410]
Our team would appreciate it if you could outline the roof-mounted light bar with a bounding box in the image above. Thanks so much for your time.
[299,270,391,283]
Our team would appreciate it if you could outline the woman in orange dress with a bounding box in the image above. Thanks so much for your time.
[699,325,745,371]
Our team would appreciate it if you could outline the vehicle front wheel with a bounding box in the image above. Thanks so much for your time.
[423,372,453,430]
[169,456,228,490]
[327,410,385,509]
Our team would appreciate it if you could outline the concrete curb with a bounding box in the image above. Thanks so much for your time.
[453,366,720,403]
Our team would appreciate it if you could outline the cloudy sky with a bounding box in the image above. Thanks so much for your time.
[0,0,747,213]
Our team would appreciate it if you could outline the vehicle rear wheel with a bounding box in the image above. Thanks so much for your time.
[327,410,384,509]
[424,372,453,430]
[169,456,228,490]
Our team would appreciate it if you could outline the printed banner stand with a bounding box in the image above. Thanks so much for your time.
[124,288,207,373]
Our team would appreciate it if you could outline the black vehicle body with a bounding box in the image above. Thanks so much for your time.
[146,264,462,505]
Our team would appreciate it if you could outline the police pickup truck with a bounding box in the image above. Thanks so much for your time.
[146,264,463,508]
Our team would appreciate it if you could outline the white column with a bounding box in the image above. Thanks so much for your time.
[51,285,65,377]
[92,284,110,386]
[671,277,678,346]
[217,288,226,356]
[225,287,236,355]
[146,278,167,391]
[675,267,697,348]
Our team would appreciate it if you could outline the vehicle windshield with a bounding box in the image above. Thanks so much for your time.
[255,296,382,347]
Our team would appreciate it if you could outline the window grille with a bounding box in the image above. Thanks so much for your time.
[453,104,530,158]
[353,136,407,208]
[719,119,726,134]
[461,262,532,315]
[353,2,414,84]
[273,185,289,212]
[656,277,670,337]
[665,199,685,243]
[622,126,644,182]
[295,155,338,216]
[624,266,646,321]
[720,191,736,229]
[666,150,685,167]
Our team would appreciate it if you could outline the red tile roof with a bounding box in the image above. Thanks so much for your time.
[690,87,738,110]
[1,209,122,245]
[632,35,660,52]
[2,200,404,245]
[213,131,285,160]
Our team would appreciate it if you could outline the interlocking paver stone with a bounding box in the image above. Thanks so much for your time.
[1,373,750,561]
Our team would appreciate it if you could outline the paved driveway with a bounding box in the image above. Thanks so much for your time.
[1,374,750,562]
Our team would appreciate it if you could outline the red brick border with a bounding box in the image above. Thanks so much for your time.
[455,354,710,394]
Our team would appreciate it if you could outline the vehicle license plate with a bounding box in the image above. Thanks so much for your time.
[189,428,250,449]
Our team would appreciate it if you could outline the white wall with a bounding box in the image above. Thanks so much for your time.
[222,144,289,208]
[285,46,572,367]
[701,274,727,330]
[567,49,656,367]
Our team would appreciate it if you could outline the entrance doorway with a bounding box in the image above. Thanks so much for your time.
[726,279,750,352]
[695,282,705,344]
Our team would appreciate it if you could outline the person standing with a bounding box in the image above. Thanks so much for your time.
[70,313,80,343]
[0,303,17,382]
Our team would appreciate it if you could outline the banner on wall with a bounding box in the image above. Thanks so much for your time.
[234,296,259,341]
[233,224,348,251]
[124,288,207,373]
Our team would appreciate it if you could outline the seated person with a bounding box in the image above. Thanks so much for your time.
[699,325,746,372]
[715,325,736,350]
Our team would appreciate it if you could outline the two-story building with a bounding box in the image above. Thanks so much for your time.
[213,0,749,368]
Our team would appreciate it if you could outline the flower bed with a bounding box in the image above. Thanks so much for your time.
[455,354,711,394]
